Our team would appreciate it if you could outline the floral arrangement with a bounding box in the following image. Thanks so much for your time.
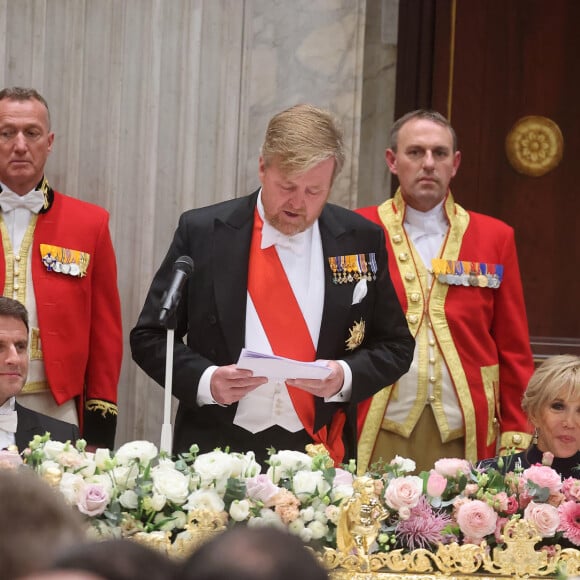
[7,435,580,558]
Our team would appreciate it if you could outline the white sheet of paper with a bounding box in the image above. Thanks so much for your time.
[236,348,331,380]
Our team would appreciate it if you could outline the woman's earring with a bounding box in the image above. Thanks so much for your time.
[532,428,538,445]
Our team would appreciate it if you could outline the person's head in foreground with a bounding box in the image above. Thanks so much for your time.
[0,467,86,578]
[522,354,580,458]
[177,526,329,580]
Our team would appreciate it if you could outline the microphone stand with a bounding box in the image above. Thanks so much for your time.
[160,311,176,454]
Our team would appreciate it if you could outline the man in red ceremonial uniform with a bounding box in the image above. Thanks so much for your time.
[0,87,122,448]
[131,104,414,465]
[356,110,534,473]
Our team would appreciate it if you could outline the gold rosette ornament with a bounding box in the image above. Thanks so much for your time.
[345,319,365,351]
[505,115,563,177]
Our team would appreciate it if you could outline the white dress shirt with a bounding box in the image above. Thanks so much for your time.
[197,192,352,433]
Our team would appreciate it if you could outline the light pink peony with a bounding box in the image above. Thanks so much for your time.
[426,470,447,498]
[384,476,423,517]
[455,499,498,544]
[522,465,562,494]
[523,501,559,537]
[558,500,580,545]
[76,483,109,516]
[433,458,471,478]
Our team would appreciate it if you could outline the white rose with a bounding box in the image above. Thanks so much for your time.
[331,484,354,503]
[183,488,225,512]
[193,451,241,493]
[111,464,140,490]
[77,457,97,478]
[152,465,190,505]
[39,459,60,474]
[119,489,139,509]
[390,455,416,474]
[230,499,251,522]
[300,506,315,522]
[42,440,67,459]
[307,519,328,540]
[153,509,186,531]
[59,472,84,504]
[266,450,312,483]
[248,509,284,528]
[150,493,168,512]
[292,470,330,500]
[287,518,305,535]
[115,441,158,465]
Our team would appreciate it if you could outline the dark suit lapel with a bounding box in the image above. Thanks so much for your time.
[314,207,360,431]
[316,206,357,359]
[15,403,39,450]
[212,192,257,361]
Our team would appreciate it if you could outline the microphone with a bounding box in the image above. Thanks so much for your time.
[159,255,194,326]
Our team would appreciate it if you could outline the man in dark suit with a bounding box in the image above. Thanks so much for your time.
[130,104,414,465]
[0,296,79,450]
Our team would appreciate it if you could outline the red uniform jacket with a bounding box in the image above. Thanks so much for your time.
[356,191,534,468]
[0,189,122,446]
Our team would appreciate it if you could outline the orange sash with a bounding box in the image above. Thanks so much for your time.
[247,210,346,464]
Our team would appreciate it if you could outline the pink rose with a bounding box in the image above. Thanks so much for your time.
[76,483,109,516]
[522,465,562,494]
[455,499,498,544]
[523,501,559,537]
[246,474,280,503]
[384,476,423,517]
[562,478,580,501]
[558,501,580,546]
[541,452,554,466]
[433,458,471,478]
[426,470,447,498]
[505,495,519,515]
[332,468,354,487]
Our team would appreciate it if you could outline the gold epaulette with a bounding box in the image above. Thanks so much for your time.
[85,399,118,418]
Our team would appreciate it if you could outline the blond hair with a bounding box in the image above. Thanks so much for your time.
[260,104,344,181]
[522,354,580,421]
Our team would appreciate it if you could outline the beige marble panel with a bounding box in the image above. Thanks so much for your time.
[0,0,396,448]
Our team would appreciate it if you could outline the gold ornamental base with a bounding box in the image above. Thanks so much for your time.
[130,511,580,579]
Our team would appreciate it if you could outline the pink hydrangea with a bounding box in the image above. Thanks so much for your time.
[455,499,498,544]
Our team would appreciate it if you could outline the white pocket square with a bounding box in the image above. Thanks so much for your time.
[351,279,367,305]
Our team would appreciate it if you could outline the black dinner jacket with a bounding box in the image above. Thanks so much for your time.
[130,191,414,459]
[15,402,80,450]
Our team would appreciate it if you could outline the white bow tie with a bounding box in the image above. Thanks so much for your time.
[0,189,45,213]
[0,410,17,433]
[261,221,306,254]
